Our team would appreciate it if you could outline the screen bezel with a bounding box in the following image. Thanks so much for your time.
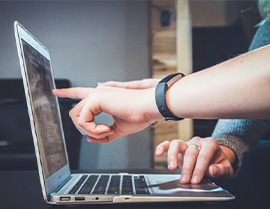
[14,21,71,199]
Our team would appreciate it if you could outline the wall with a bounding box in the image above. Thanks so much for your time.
[0,0,152,169]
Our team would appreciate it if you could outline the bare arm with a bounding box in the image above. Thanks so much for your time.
[165,45,270,119]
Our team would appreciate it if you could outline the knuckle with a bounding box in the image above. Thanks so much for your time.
[191,136,201,143]
[190,136,201,145]
[203,137,218,151]
[159,140,170,147]
[170,139,182,145]
[192,136,201,141]
[77,120,84,127]
[171,139,178,144]
[69,109,74,117]
[199,153,210,162]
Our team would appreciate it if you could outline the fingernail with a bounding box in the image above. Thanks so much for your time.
[180,174,188,182]
[169,160,176,169]
[191,175,199,184]
[155,147,162,154]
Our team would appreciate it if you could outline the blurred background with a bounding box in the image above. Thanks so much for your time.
[0,0,260,171]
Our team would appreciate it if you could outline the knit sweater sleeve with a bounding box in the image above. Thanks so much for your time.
[212,119,270,169]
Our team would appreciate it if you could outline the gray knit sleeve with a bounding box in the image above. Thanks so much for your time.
[212,119,270,169]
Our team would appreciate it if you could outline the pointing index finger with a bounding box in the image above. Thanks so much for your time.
[53,87,93,99]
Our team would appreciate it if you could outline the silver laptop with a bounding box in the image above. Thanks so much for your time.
[14,21,234,205]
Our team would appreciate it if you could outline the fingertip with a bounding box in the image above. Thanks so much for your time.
[101,81,115,87]
[87,137,95,143]
[155,146,163,156]
[180,174,189,184]
[167,164,176,171]
[52,89,66,97]
[168,160,177,170]
[52,89,59,95]
[87,137,108,144]
[190,175,201,184]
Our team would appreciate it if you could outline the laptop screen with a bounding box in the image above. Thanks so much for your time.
[22,39,67,178]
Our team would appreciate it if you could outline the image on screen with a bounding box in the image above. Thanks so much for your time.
[22,39,67,178]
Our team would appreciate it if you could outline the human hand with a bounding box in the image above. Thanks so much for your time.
[155,137,235,184]
[101,78,160,90]
[53,85,162,144]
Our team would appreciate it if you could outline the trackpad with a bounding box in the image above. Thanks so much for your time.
[146,175,223,196]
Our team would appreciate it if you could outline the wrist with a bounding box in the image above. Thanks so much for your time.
[142,88,163,122]
[155,73,185,121]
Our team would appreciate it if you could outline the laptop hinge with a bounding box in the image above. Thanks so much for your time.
[53,175,72,193]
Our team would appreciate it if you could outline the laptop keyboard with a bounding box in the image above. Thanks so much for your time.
[68,175,149,195]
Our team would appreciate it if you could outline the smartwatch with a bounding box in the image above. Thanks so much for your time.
[155,73,185,121]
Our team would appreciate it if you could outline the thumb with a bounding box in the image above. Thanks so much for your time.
[208,163,234,179]
[53,87,93,99]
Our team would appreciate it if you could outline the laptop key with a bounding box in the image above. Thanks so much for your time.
[107,175,120,195]
[107,190,120,195]
[121,175,134,195]
[92,175,110,194]
[121,190,133,195]
[135,188,149,195]
[107,187,120,195]
[69,175,88,194]
[78,175,98,194]
[135,176,149,195]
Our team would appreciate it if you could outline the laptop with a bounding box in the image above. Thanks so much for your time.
[14,21,234,205]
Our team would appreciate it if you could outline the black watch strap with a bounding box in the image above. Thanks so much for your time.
[155,73,185,121]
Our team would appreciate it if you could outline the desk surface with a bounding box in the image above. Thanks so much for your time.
[0,170,260,209]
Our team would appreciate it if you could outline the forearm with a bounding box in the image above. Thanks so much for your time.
[166,45,270,119]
